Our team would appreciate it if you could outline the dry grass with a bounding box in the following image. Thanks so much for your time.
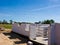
[0,24,12,29]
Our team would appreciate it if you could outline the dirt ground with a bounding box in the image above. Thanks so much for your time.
[0,29,28,45]
[0,29,43,45]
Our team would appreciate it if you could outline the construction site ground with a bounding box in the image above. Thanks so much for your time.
[0,29,27,45]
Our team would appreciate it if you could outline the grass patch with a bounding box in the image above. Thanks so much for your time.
[0,24,12,29]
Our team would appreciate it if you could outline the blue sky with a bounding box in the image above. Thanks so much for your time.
[0,0,60,22]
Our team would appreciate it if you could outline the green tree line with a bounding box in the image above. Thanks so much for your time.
[35,19,55,24]
[0,19,54,24]
[0,20,13,24]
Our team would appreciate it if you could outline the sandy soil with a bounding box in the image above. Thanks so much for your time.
[0,29,28,45]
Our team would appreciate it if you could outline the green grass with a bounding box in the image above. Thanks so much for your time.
[0,24,12,29]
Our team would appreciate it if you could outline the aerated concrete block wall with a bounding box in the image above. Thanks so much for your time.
[12,23,30,37]
[48,23,60,45]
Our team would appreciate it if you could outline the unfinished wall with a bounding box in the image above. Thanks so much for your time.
[48,24,55,45]
[55,23,60,45]
[12,23,30,37]
[48,23,60,45]
[36,24,50,38]
[29,24,37,40]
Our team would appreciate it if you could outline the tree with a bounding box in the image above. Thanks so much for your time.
[42,19,55,24]
[2,20,8,24]
[10,20,13,24]
[50,19,54,24]
[0,21,2,24]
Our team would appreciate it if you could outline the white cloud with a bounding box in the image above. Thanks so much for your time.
[31,5,60,11]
